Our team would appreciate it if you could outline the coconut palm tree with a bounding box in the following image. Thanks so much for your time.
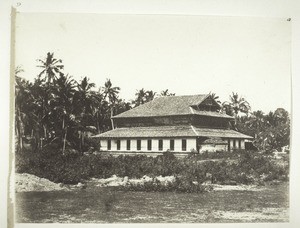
[22,75,54,150]
[208,92,221,104]
[50,73,76,154]
[101,79,120,129]
[73,77,96,151]
[15,67,31,151]
[88,91,109,133]
[34,53,65,147]
[222,92,250,117]
[133,89,156,107]
[115,99,132,115]
[145,90,156,102]
[239,110,265,138]
[133,88,147,107]
[37,52,64,85]
[74,77,96,115]
[160,89,175,97]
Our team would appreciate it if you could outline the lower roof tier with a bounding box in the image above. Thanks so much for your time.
[91,125,253,139]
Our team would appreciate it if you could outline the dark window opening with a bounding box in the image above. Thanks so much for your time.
[170,139,174,151]
[126,140,131,150]
[147,139,152,150]
[158,139,163,151]
[117,140,121,150]
[137,140,141,150]
[182,139,187,151]
[107,140,111,150]
[228,139,230,151]
[238,139,241,149]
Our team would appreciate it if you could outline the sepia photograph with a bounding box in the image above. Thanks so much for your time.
[11,7,293,226]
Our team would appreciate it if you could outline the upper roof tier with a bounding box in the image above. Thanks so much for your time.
[113,94,234,119]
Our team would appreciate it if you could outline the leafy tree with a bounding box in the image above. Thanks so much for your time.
[235,108,290,151]
[265,111,278,127]
[115,99,132,115]
[247,111,265,131]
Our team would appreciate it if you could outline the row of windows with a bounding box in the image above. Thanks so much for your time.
[107,139,187,151]
[228,139,243,150]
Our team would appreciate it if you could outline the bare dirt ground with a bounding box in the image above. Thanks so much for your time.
[15,173,289,223]
[14,173,67,192]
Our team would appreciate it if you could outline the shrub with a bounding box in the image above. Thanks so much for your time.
[15,148,289,185]
[124,175,210,193]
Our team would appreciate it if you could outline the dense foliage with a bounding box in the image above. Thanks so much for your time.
[15,53,174,154]
[216,92,290,151]
[16,149,289,186]
[235,109,290,151]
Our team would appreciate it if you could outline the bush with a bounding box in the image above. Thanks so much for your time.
[15,148,289,185]
[124,175,210,193]
[187,150,241,160]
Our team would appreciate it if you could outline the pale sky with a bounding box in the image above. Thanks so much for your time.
[14,13,291,113]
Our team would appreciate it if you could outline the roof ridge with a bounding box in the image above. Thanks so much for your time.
[157,94,208,98]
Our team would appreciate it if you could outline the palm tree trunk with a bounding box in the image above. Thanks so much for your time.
[62,115,66,155]
[96,113,100,133]
[96,119,100,133]
[78,131,84,153]
[43,125,47,142]
[63,129,67,155]
[110,108,114,129]
[81,132,85,155]
[34,124,40,152]
[16,108,23,151]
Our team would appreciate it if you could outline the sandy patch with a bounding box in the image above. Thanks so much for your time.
[92,175,266,191]
[91,175,176,187]
[211,184,266,191]
[215,208,289,222]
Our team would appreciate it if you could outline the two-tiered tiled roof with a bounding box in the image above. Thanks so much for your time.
[93,94,252,140]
